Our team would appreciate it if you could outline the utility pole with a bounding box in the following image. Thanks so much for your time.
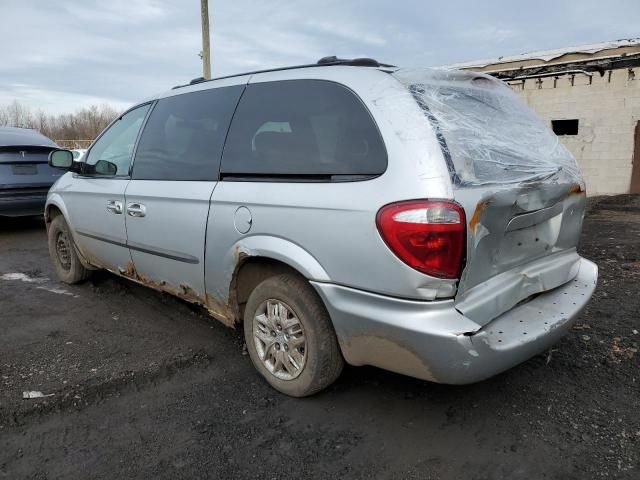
[200,0,212,79]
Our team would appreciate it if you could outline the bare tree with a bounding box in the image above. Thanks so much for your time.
[3,100,33,128]
[0,100,120,147]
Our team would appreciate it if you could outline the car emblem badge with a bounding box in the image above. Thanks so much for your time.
[19,151,26,157]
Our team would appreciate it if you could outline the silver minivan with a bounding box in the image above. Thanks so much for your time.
[45,57,598,396]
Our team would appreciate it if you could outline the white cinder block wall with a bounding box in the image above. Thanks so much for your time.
[509,69,640,195]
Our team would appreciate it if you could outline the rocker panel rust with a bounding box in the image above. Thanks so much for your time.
[97,258,239,328]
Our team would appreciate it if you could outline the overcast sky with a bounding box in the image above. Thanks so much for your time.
[2,0,638,114]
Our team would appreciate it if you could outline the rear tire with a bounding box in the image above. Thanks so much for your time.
[243,273,343,397]
[48,215,91,284]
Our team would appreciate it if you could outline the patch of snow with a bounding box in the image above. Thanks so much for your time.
[36,286,78,297]
[23,391,55,399]
[1,272,47,283]
[2,272,78,297]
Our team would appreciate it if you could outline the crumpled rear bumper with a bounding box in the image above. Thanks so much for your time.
[312,258,598,384]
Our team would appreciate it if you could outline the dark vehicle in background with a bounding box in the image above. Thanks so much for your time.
[0,127,64,217]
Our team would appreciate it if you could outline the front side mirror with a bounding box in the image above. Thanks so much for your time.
[94,160,118,176]
[48,149,74,169]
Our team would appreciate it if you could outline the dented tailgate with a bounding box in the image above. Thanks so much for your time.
[454,183,586,325]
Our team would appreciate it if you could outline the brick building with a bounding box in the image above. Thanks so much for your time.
[450,39,640,195]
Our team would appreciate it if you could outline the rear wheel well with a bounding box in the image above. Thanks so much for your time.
[233,258,306,321]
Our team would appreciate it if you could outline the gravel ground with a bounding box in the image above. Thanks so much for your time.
[0,195,638,479]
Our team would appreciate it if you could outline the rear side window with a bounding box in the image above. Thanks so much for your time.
[220,80,387,180]
[132,86,243,181]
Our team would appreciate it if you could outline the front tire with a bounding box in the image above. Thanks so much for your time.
[243,273,343,397]
[47,215,91,284]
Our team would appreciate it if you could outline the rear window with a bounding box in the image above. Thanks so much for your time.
[220,80,387,180]
[392,69,581,186]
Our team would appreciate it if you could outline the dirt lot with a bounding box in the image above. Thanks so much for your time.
[1,195,638,479]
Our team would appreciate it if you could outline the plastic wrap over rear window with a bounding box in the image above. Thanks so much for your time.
[220,80,387,178]
[392,68,582,187]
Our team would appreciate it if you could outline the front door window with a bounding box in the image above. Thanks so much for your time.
[84,104,151,176]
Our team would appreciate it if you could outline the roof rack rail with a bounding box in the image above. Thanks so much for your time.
[316,56,395,68]
[171,56,396,90]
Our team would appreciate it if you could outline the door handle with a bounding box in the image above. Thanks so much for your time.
[126,203,146,217]
[106,200,123,214]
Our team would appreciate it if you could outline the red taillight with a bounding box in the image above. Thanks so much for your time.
[376,200,466,279]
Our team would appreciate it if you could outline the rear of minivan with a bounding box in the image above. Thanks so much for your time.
[392,69,593,324]
[314,67,597,384]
